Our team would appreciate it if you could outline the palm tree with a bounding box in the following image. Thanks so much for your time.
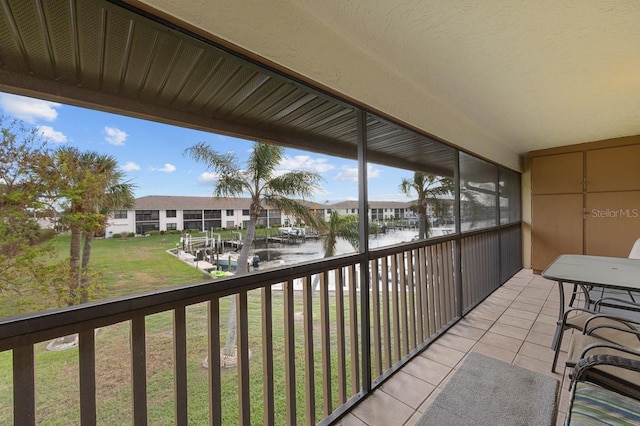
[399,172,453,240]
[184,141,323,357]
[55,147,135,304]
[311,212,360,294]
[321,212,360,257]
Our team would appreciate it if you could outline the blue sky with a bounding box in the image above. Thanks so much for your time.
[0,92,416,203]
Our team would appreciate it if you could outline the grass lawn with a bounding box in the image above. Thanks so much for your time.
[0,233,362,425]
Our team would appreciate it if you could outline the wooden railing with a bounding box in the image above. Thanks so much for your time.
[0,224,521,425]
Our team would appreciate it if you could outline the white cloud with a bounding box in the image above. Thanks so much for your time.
[197,172,218,184]
[335,166,358,182]
[157,163,176,173]
[279,155,335,173]
[334,164,381,182]
[103,126,128,146]
[120,161,141,171]
[37,125,67,143]
[367,164,382,179]
[0,93,60,123]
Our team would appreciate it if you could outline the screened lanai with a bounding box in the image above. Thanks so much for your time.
[0,0,523,424]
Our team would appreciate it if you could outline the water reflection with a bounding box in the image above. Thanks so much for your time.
[253,229,419,269]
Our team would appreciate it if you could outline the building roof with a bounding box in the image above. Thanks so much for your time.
[134,196,251,210]
[133,196,414,210]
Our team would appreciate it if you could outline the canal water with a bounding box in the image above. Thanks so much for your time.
[252,228,419,270]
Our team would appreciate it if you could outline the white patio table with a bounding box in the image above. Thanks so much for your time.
[542,254,640,349]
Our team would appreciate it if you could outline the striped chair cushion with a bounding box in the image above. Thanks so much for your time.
[567,381,640,425]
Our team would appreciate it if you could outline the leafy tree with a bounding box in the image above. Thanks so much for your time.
[184,142,322,357]
[0,118,69,314]
[54,147,135,304]
[399,172,454,239]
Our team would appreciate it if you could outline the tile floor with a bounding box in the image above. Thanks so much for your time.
[336,268,575,425]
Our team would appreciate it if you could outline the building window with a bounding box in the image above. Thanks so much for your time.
[136,210,159,221]
[166,210,176,218]
[114,210,127,219]
[226,209,234,216]
[183,210,202,220]
[166,223,177,231]
[242,209,250,216]
[226,221,234,228]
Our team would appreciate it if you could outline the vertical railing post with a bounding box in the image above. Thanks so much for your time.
[79,330,97,425]
[262,287,275,426]
[284,278,297,423]
[302,276,316,425]
[319,271,333,416]
[356,108,371,393]
[173,307,188,426]
[208,298,222,426]
[237,291,250,425]
[454,150,464,317]
[13,345,36,426]
[131,316,147,426]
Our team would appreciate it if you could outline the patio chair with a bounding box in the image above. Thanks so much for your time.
[564,317,640,376]
[565,352,640,425]
[551,297,640,372]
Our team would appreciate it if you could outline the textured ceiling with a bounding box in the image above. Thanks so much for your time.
[127,0,640,169]
[292,0,640,152]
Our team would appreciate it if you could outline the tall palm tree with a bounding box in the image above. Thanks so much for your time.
[55,147,135,304]
[399,172,453,240]
[184,141,322,356]
[311,212,360,294]
[321,212,360,257]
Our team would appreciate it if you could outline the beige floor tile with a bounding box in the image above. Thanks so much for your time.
[530,321,556,336]
[380,371,435,409]
[496,314,535,330]
[433,332,476,352]
[446,323,486,340]
[420,343,466,368]
[350,391,414,426]
[536,313,558,325]
[526,330,554,347]
[488,322,529,340]
[518,341,555,363]
[513,353,561,380]
[484,296,512,307]
[510,301,543,314]
[469,308,503,322]
[503,307,538,320]
[541,306,560,317]
[417,387,442,413]
[334,413,368,426]
[402,357,452,386]
[479,331,522,353]
[457,315,494,330]
[470,342,516,363]
[404,409,424,426]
